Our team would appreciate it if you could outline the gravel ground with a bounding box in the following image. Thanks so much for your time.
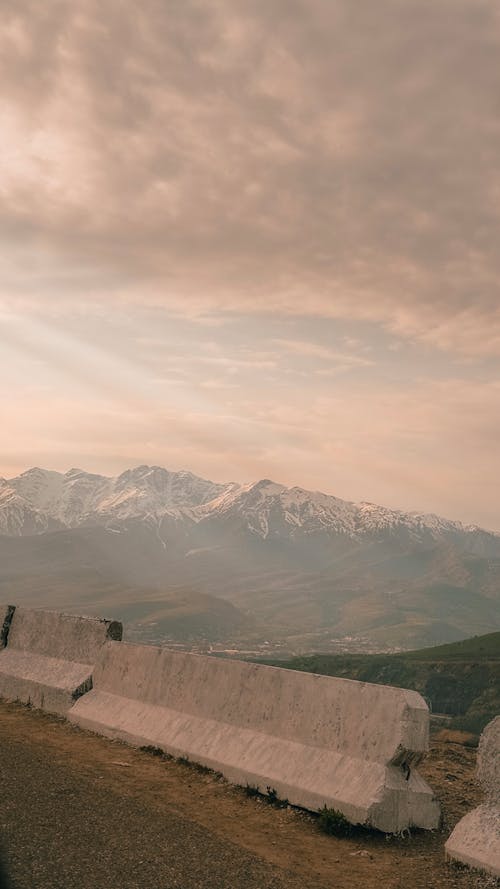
[0,701,496,889]
[0,710,324,889]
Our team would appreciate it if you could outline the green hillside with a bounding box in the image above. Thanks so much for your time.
[263,632,500,734]
[402,631,500,660]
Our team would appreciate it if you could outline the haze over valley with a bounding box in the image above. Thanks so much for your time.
[2,464,499,656]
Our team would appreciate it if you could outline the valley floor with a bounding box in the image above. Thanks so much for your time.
[0,701,496,889]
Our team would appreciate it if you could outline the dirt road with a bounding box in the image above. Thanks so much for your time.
[0,701,494,889]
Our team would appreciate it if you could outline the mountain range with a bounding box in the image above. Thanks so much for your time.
[1,465,499,651]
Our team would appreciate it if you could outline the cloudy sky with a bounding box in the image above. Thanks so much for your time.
[1,0,500,528]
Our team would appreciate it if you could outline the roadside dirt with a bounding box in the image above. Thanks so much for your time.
[0,700,497,889]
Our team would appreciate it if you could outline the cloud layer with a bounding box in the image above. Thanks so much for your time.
[1,2,500,526]
[2,1,500,350]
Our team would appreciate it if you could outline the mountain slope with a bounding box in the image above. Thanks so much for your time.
[0,525,254,643]
[3,466,499,550]
[2,466,228,533]
[1,465,500,649]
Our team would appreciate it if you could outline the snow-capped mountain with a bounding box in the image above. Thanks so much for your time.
[1,466,498,554]
[1,465,227,534]
[2,465,500,648]
[198,477,493,547]
[0,481,64,536]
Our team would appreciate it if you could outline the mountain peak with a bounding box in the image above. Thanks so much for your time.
[17,466,60,479]
[251,478,284,492]
[2,464,498,547]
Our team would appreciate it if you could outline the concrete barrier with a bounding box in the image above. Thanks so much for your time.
[69,642,440,832]
[445,716,500,877]
[0,607,122,715]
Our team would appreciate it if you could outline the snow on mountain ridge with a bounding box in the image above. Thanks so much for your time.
[5,465,229,528]
[195,480,500,543]
[0,479,64,536]
[355,501,466,535]
[2,466,498,543]
[11,467,65,511]
[193,480,463,541]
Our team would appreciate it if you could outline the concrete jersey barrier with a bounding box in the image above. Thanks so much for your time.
[69,641,440,832]
[445,716,500,877]
[0,606,122,715]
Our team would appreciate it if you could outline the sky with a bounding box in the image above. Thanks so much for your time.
[1,1,500,529]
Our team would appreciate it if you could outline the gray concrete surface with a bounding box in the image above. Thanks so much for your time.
[477,715,500,803]
[445,716,500,877]
[0,606,122,715]
[69,640,440,832]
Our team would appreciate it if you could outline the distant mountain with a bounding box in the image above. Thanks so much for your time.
[0,466,227,534]
[1,465,500,649]
[2,466,499,548]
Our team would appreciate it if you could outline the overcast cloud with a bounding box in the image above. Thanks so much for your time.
[1,1,500,527]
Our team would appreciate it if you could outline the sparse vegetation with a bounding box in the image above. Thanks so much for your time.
[317,806,353,837]
[139,746,223,777]
[242,783,288,807]
[165,753,224,780]
[266,786,279,804]
[139,745,167,758]
[265,786,289,808]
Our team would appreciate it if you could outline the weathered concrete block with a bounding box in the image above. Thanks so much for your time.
[477,715,500,804]
[69,642,439,832]
[0,607,122,715]
[445,716,500,877]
